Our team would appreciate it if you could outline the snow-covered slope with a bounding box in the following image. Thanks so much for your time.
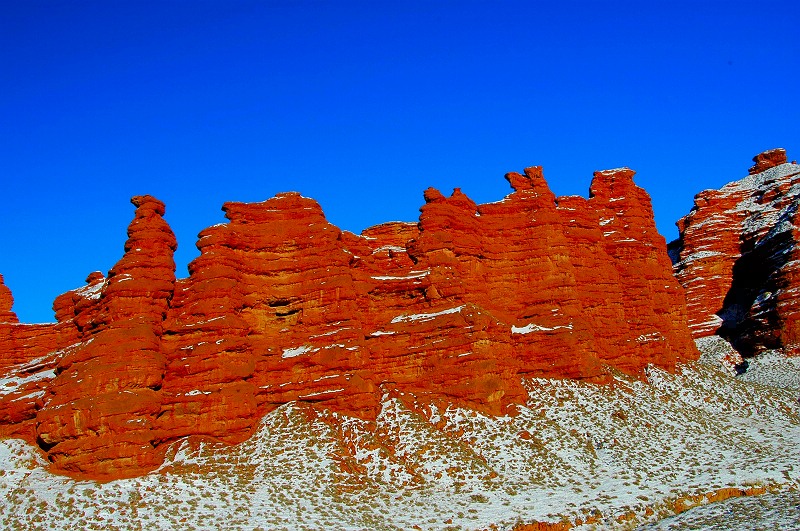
[2,339,799,530]
[638,490,800,530]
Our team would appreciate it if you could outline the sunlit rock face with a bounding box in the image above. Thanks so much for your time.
[0,162,697,479]
[0,274,17,324]
[670,148,800,356]
[35,195,176,478]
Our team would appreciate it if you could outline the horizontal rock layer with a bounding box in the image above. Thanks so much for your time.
[0,165,698,479]
[670,148,800,355]
[0,274,17,324]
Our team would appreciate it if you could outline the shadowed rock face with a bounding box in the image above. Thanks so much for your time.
[0,164,698,479]
[671,148,800,356]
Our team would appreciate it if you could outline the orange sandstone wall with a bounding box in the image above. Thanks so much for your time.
[0,164,697,479]
[0,274,18,324]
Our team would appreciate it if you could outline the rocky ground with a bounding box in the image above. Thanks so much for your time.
[637,490,800,530]
[2,338,798,530]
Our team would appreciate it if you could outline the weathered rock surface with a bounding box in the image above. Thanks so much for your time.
[670,148,800,356]
[0,164,698,479]
[0,274,17,324]
[33,195,177,477]
[748,147,789,175]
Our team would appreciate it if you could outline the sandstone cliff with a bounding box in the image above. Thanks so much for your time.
[670,148,800,357]
[0,163,698,479]
[0,274,17,324]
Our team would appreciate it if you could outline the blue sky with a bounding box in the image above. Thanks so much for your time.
[1,0,798,323]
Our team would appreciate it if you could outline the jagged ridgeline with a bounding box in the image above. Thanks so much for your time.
[0,162,699,479]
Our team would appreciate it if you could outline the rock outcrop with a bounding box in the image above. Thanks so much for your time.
[34,195,178,477]
[0,163,698,479]
[0,274,17,323]
[670,148,800,356]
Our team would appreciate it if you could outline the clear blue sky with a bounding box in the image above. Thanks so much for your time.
[1,0,798,323]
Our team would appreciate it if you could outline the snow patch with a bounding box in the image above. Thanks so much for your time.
[282,345,312,358]
[299,388,346,399]
[372,245,406,254]
[73,282,104,300]
[512,322,573,334]
[185,390,212,396]
[391,305,465,324]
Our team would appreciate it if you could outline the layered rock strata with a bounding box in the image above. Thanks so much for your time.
[0,274,17,324]
[36,195,177,476]
[670,148,800,356]
[0,164,698,479]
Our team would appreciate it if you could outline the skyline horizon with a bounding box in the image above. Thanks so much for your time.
[2,0,797,322]
[3,144,793,323]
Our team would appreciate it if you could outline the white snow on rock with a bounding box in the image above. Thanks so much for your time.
[299,388,345,399]
[281,345,312,358]
[719,163,800,195]
[391,305,465,324]
[636,332,664,343]
[185,390,212,397]
[371,245,407,254]
[0,369,56,397]
[674,250,724,266]
[512,322,573,334]
[73,281,104,300]
[595,167,632,176]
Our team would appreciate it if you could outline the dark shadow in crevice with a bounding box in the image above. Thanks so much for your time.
[716,218,795,357]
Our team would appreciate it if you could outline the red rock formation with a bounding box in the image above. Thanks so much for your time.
[671,148,800,356]
[34,195,177,478]
[0,280,81,444]
[0,274,17,323]
[0,164,698,479]
[748,147,788,175]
